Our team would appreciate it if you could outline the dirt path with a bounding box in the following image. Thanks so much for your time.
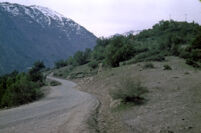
[0,76,99,133]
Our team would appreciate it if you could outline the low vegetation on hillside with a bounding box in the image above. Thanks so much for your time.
[0,61,45,109]
[110,76,148,104]
[49,80,61,86]
[75,57,201,133]
[53,20,201,79]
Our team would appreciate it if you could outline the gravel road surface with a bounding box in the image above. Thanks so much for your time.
[0,76,99,133]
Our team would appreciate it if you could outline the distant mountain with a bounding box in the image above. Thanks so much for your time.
[0,2,97,75]
[122,30,142,36]
[111,30,142,38]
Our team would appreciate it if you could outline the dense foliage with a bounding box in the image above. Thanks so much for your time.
[54,48,92,68]
[55,20,201,69]
[105,36,135,67]
[185,31,201,67]
[0,61,45,108]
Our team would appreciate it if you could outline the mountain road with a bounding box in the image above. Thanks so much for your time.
[0,76,99,133]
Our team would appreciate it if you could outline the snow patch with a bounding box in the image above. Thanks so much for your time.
[0,3,82,31]
[0,3,20,16]
[30,5,70,26]
[23,7,35,19]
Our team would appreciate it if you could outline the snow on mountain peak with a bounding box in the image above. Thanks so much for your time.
[30,5,70,23]
[0,2,20,16]
[0,2,82,34]
[0,3,72,24]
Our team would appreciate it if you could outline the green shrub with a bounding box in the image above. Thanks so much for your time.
[186,59,200,68]
[145,54,165,62]
[54,60,67,68]
[183,32,201,68]
[0,61,45,108]
[110,76,148,104]
[53,72,63,77]
[133,50,165,63]
[50,80,61,86]
[73,48,92,66]
[88,60,99,69]
[0,74,43,108]
[28,61,45,84]
[179,49,191,59]
[69,72,85,79]
[163,64,172,70]
[143,63,154,69]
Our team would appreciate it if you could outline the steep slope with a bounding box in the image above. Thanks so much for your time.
[0,2,97,75]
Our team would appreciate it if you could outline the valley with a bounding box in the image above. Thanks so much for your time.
[0,1,201,133]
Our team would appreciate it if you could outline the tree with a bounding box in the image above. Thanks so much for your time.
[190,33,201,62]
[92,38,110,61]
[30,61,45,73]
[185,29,201,67]
[55,60,67,68]
[105,36,135,67]
[66,56,76,66]
[83,48,92,63]
[73,51,85,65]
[73,50,91,66]
[191,33,201,49]
[28,61,45,83]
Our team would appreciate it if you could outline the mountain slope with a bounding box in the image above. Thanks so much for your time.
[0,2,97,75]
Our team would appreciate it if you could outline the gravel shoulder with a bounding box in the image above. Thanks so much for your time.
[0,76,99,133]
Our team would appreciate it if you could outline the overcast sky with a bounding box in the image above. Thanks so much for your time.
[0,0,201,37]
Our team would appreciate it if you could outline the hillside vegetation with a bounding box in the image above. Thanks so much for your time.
[0,61,45,109]
[53,20,201,79]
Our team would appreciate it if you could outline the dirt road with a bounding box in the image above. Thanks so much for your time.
[0,76,99,133]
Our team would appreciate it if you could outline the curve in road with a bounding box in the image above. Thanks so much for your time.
[0,76,99,133]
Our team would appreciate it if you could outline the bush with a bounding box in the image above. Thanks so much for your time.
[54,60,67,68]
[133,50,165,63]
[110,76,148,104]
[179,49,191,59]
[0,74,43,108]
[28,61,45,83]
[88,60,99,69]
[183,32,201,67]
[0,61,45,108]
[145,54,165,62]
[73,48,92,66]
[163,64,172,70]
[143,63,154,69]
[50,80,61,86]
[186,59,200,68]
